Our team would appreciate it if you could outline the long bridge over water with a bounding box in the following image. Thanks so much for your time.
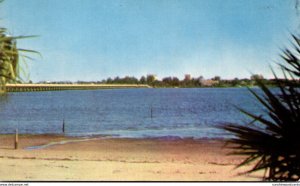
[5,83,151,92]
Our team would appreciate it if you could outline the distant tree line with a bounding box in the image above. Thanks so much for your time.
[34,73,299,88]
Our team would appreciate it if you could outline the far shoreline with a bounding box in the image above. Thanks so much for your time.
[5,83,261,92]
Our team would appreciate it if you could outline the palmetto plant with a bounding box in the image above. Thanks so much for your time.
[0,28,38,92]
[0,28,18,89]
[0,0,39,92]
[221,35,300,181]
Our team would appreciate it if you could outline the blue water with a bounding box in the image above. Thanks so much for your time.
[0,88,265,139]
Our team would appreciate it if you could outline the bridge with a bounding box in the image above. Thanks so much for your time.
[5,83,151,92]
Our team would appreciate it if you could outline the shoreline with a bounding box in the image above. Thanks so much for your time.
[3,84,264,94]
[0,134,264,181]
[0,133,228,150]
[0,132,230,139]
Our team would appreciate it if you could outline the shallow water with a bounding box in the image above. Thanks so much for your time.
[0,88,264,139]
[25,137,104,150]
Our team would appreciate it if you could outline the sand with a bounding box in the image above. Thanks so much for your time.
[0,134,264,181]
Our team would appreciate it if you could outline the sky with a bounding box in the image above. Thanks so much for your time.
[0,0,299,82]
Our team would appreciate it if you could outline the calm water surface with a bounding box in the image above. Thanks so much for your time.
[0,88,265,139]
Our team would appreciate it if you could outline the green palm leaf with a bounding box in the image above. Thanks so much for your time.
[0,29,38,92]
[220,35,300,181]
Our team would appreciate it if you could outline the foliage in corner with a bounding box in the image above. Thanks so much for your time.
[0,28,38,93]
[221,35,300,181]
[0,28,18,88]
[0,0,39,93]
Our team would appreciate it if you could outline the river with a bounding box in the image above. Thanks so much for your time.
[0,88,265,139]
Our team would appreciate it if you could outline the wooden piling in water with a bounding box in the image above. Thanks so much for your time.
[151,107,153,118]
[15,129,18,150]
[62,119,65,134]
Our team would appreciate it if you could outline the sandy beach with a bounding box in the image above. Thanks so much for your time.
[0,134,263,181]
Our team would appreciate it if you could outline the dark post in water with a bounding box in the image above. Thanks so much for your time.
[15,129,18,150]
[62,119,65,134]
[151,107,153,119]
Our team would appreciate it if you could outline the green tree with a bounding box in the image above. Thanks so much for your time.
[221,35,300,181]
[212,76,221,81]
[0,28,19,92]
[250,74,264,80]
[139,76,146,84]
[146,74,156,85]
[0,31,38,93]
[162,77,172,86]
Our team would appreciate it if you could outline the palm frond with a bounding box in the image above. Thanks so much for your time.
[0,26,38,91]
[221,34,300,181]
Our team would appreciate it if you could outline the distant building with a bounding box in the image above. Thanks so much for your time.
[184,74,191,81]
[199,79,219,86]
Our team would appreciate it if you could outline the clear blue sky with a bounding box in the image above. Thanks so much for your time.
[1,0,299,82]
